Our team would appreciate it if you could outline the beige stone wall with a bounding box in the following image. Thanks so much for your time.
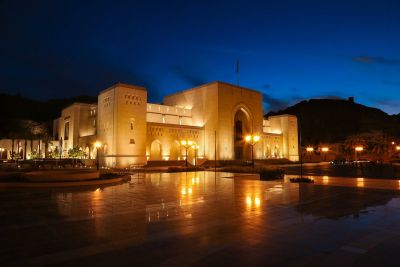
[263,115,299,161]
[146,123,204,164]
[98,83,147,167]
[260,134,284,158]
[54,103,97,155]
[163,81,264,160]
[217,82,264,160]
[164,82,219,160]
[146,103,193,125]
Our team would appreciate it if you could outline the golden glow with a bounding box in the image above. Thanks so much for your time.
[245,134,261,143]
[392,141,395,145]
[321,147,329,152]
[322,175,329,184]
[0,148,5,152]
[187,187,193,194]
[180,140,194,147]
[94,141,102,148]
[306,147,314,152]
[357,178,364,187]
[396,146,400,151]
[181,188,187,195]
[355,146,363,151]
[254,197,261,207]
[246,196,252,205]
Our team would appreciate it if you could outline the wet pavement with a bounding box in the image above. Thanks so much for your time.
[1,171,400,266]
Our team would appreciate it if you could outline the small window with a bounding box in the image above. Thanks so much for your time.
[64,122,70,140]
[130,122,133,130]
[129,139,135,144]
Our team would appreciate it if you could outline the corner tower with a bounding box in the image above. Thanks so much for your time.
[98,83,147,167]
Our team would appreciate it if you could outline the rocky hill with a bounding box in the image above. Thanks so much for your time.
[267,98,400,144]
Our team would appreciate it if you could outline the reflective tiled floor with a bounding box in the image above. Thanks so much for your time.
[2,172,400,266]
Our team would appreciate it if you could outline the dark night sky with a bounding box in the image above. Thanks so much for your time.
[1,0,400,114]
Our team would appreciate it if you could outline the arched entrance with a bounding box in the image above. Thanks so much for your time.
[150,140,162,160]
[170,140,181,160]
[233,108,251,160]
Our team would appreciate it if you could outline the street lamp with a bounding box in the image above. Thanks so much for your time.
[354,146,363,161]
[94,141,102,170]
[0,148,4,161]
[180,140,193,167]
[245,134,260,167]
[306,147,314,160]
[321,147,329,161]
[191,144,199,167]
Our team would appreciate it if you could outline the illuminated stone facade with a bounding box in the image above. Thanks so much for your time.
[53,81,299,167]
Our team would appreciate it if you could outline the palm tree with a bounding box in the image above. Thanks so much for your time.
[369,131,389,161]
[344,134,367,160]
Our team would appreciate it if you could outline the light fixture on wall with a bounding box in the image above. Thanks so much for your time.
[94,141,102,170]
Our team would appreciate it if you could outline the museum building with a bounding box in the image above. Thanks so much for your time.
[53,81,299,167]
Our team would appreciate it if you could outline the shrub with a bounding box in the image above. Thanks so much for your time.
[220,165,285,180]
[289,177,314,183]
[167,166,205,173]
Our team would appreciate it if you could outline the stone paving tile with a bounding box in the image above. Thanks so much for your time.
[2,172,400,266]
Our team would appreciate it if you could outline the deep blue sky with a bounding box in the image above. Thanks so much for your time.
[1,0,400,114]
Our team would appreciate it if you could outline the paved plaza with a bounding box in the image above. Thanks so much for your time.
[2,172,400,266]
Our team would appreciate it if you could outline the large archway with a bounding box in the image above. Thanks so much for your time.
[150,140,162,160]
[233,108,251,160]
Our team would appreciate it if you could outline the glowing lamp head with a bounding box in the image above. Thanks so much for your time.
[355,146,363,151]
[253,135,260,142]
[188,140,193,146]
[245,135,251,142]
[94,141,102,148]
[396,146,400,151]
[306,147,314,152]
[321,147,329,152]
[392,141,395,145]
[180,140,187,146]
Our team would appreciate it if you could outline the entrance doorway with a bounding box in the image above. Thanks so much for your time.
[234,108,251,160]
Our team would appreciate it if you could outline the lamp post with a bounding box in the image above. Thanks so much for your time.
[94,141,102,170]
[245,134,260,167]
[0,148,4,161]
[354,146,363,161]
[180,140,193,167]
[306,147,314,160]
[321,147,329,161]
[191,144,199,167]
